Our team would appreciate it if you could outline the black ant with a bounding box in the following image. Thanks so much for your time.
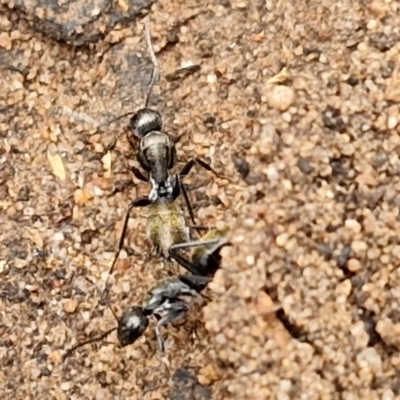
[63,229,230,360]
[104,23,230,293]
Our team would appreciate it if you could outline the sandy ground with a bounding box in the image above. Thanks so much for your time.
[2,0,400,399]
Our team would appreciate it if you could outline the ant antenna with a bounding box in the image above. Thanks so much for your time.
[100,21,160,127]
[62,279,120,361]
[93,278,119,322]
[143,20,159,108]
[62,326,117,362]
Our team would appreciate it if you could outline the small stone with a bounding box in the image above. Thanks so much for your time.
[387,116,398,130]
[382,390,395,400]
[267,67,291,84]
[192,132,206,144]
[351,240,368,254]
[367,19,379,30]
[255,291,275,315]
[319,165,332,177]
[198,364,222,385]
[233,156,250,179]
[335,279,352,298]
[345,219,361,233]
[276,233,289,247]
[92,177,110,190]
[367,247,380,260]
[246,254,255,266]
[47,145,66,180]
[356,348,382,372]
[207,73,217,84]
[263,85,295,111]
[74,188,93,205]
[63,299,78,314]
[0,32,12,49]
[61,382,72,391]
[296,157,314,174]
[371,0,389,16]
[376,318,400,349]
[319,53,328,63]
[347,258,362,272]
[53,232,65,242]
[101,151,112,172]
[350,321,369,347]
[342,143,355,156]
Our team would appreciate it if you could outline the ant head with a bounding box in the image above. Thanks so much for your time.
[117,306,149,347]
[130,108,163,138]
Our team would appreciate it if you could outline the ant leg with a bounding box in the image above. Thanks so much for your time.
[168,238,225,275]
[130,166,148,182]
[109,180,136,197]
[168,247,199,275]
[85,277,119,322]
[171,238,225,251]
[103,196,152,296]
[170,132,186,144]
[179,274,211,292]
[154,302,190,354]
[165,64,201,82]
[178,158,195,177]
[188,225,209,232]
[179,157,231,181]
[155,322,166,354]
[179,179,197,225]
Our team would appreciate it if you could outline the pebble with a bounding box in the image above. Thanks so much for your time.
[356,348,382,372]
[347,258,362,272]
[376,318,400,349]
[192,132,206,144]
[52,232,65,242]
[351,240,368,254]
[0,32,12,50]
[387,116,398,130]
[263,85,295,111]
[74,188,93,205]
[61,382,73,391]
[276,233,289,247]
[345,219,361,233]
[62,299,78,314]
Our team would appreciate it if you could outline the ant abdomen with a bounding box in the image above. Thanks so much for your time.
[130,108,163,138]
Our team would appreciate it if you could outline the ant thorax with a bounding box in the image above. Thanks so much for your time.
[138,131,175,185]
[152,278,199,302]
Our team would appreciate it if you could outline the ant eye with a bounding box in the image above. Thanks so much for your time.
[130,109,163,138]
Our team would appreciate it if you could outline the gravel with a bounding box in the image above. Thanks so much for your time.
[2,0,400,398]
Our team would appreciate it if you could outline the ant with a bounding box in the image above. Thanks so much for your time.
[111,22,226,211]
[63,229,230,360]
[104,23,230,293]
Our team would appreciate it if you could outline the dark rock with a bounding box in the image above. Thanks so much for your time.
[169,367,212,400]
[6,0,155,46]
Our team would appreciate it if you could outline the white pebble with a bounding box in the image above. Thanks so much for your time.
[53,232,64,242]
[356,348,382,372]
[387,116,398,130]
